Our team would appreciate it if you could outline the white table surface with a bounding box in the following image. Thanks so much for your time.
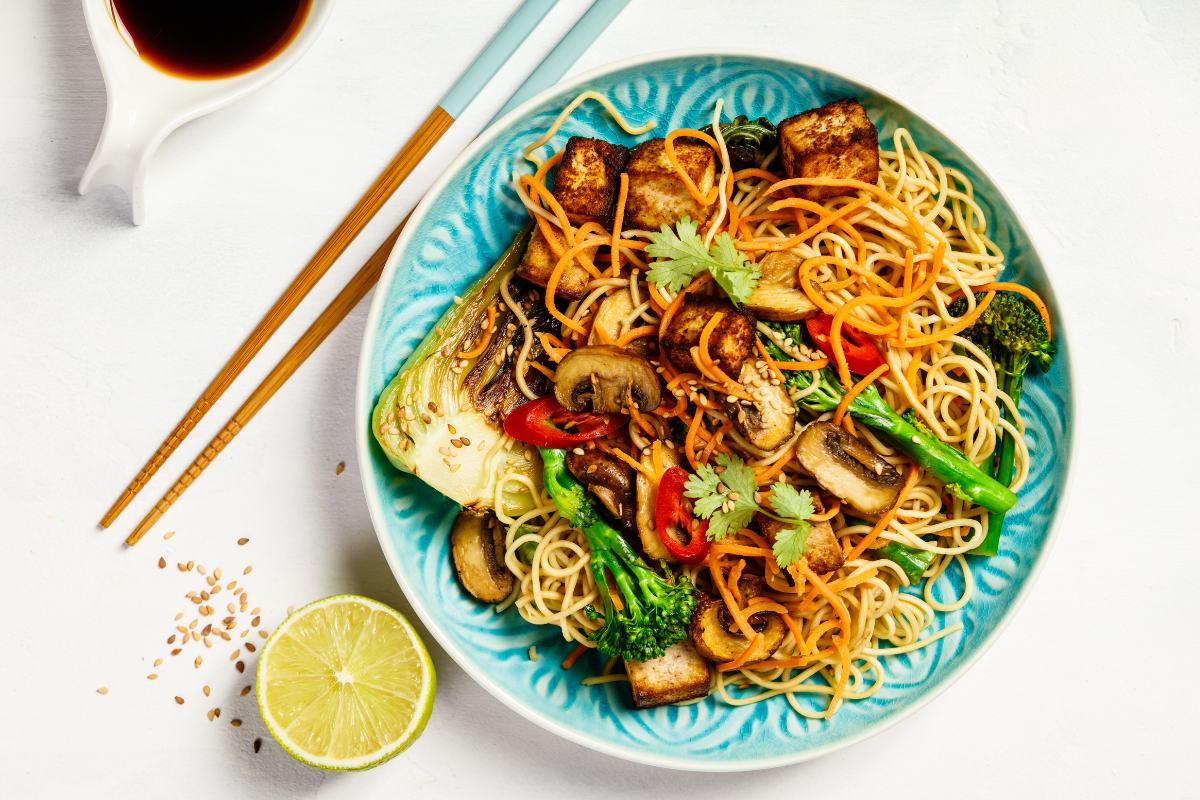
[3,0,1198,795]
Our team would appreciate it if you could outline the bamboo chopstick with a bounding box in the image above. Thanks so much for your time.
[99,0,559,529]
[124,216,409,545]
[123,0,635,542]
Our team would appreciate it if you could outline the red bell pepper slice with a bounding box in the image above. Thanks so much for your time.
[655,467,711,565]
[806,314,887,376]
[503,395,628,449]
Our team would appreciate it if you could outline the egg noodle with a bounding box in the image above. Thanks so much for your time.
[492,91,1031,719]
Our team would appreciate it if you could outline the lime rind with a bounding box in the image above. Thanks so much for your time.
[256,595,436,771]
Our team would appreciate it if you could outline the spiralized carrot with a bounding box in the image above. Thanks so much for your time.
[711,544,775,559]
[844,463,921,562]
[754,444,794,483]
[708,553,755,640]
[600,443,654,478]
[808,497,840,522]
[562,643,589,669]
[615,325,657,348]
[797,565,851,650]
[664,129,721,205]
[823,567,879,593]
[457,306,497,359]
[980,281,1053,339]
[833,364,889,426]
[625,385,656,437]
[773,359,830,371]
[697,419,730,465]
[897,291,994,348]
[763,176,928,255]
[684,406,705,471]
[609,173,629,277]
[527,362,556,381]
[738,195,871,253]
[727,559,746,605]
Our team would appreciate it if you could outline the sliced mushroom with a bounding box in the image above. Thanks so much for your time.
[757,493,845,574]
[450,511,514,603]
[724,361,796,452]
[660,295,756,376]
[554,345,661,414]
[795,421,902,521]
[567,449,636,534]
[744,251,820,322]
[636,444,682,562]
[587,288,655,356]
[689,591,786,665]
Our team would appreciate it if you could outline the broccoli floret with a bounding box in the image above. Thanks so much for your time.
[539,447,696,663]
[760,322,1018,515]
[948,291,1055,555]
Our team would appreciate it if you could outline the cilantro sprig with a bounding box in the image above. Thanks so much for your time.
[683,453,816,566]
[645,217,761,304]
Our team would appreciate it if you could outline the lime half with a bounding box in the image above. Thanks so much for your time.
[256,595,435,770]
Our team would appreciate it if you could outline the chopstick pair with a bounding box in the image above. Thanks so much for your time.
[110,0,634,545]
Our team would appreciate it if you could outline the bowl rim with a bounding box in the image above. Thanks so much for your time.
[354,46,1078,772]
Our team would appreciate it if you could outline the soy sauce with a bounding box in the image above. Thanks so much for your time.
[111,0,313,80]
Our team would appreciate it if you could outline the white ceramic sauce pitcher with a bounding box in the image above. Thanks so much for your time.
[79,0,336,224]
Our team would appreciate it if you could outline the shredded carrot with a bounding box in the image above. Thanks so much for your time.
[562,643,588,670]
[753,337,786,384]
[664,129,721,205]
[707,553,756,640]
[609,173,629,277]
[905,346,924,403]
[528,362,556,381]
[845,463,921,562]
[683,408,705,471]
[738,195,871,253]
[778,611,805,652]
[711,544,775,559]
[833,364,889,426]
[615,325,657,348]
[809,497,840,522]
[625,385,656,437]
[656,273,711,346]
[798,565,851,645]
[773,359,829,371]
[698,419,731,465]
[545,239,606,334]
[727,559,746,606]
[897,291,995,348]
[803,620,840,654]
[763,176,928,255]
[457,306,497,359]
[754,445,794,483]
[731,167,784,184]
[759,648,837,672]
[593,323,618,346]
[979,282,1053,339]
[600,443,655,478]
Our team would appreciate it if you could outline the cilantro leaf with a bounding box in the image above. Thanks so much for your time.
[772,523,811,568]
[645,217,761,304]
[769,483,814,522]
[683,452,762,541]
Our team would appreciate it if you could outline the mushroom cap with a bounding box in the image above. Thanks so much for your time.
[554,345,661,414]
[795,421,903,521]
[688,592,786,665]
[744,251,821,322]
[450,511,515,603]
[566,448,637,534]
[725,361,796,452]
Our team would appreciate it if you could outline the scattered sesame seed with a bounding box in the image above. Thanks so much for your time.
[201,591,210,600]
[171,648,182,656]
[191,632,200,642]
[728,492,740,501]
[168,635,177,644]
[158,557,166,569]
[245,643,256,653]
[174,613,183,621]
[241,686,252,697]
[911,435,921,443]
[177,563,186,571]
[194,656,202,668]
[147,674,157,680]
[175,696,184,705]
[154,658,163,667]
[236,661,245,673]
[204,638,212,648]
[204,686,211,697]
[186,561,194,571]
[211,586,221,595]
[231,719,242,727]
[252,607,261,615]
[449,463,461,472]
[197,565,207,575]
[244,567,253,575]
[254,738,262,753]
[207,709,216,722]
[97,687,109,695]
[421,413,432,424]
[230,650,240,661]
[164,531,176,539]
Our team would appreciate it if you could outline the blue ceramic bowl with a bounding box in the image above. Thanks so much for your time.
[355,50,1075,771]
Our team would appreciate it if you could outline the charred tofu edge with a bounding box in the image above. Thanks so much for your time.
[624,138,717,231]
[624,638,712,709]
[516,224,593,301]
[778,99,879,202]
[551,136,630,224]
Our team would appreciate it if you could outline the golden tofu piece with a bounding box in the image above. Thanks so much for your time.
[624,138,716,231]
[744,251,821,322]
[624,639,712,709]
[551,136,630,223]
[516,225,595,301]
[778,99,879,203]
[660,295,756,377]
[757,494,845,575]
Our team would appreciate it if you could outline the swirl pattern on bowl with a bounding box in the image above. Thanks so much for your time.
[357,52,1073,770]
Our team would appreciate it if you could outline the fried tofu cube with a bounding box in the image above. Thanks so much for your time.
[551,137,630,224]
[778,99,879,203]
[757,494,846,575]
[660,295,756,377]
[624,138,716,231]
[625,639,712,709]
[516,225,595,301]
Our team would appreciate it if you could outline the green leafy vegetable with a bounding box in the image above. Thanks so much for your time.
[947,291,1055,555]
[539,447,696,662]
[701,115,779,171]
[683,453,815,566]
[645,217,760,303]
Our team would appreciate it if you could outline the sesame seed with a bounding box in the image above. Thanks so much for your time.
[461,437,471,446]
[454,295,463,304]
[188,620,197,630]
[204,686,211,697]
[231,719,242,727]
[177,563,186,571]
[219,631,231,641]
[197,565,207,575]
[175,613,183,620]
[451,439,463,448]
[158,557,166,569]
[227,581,236,591]
[175,696,184,705]
[245,643,256,653]
[252,608,261,615]
[911,435,921,443]
[201,591,210,600]
[241,686,252,697]
[421,413,432,424]
[236,662,245,673]
[211,586,221,595]
[207,709,215,722]
[168,635,176,644]
[171,648,182,656]
[230,650,240,661]
[240,630,248,638]
[204,638,212,648]
[191,632,200,642]
[147,674,157,680]
[97,687,109,695]
[164,531,176,539]
[213,707,221,718]
[244,566,252,575]
[186,561,194,571]
[449,463,461,472]
[254,739,262,753]
[194,656,202,668]
[524,449,533,462]
[287,607,293,615]
[260,630,269,638]
[251,616,261,626]
[335,461,345,475]
[728,492,740,501]
[154,658,163,667]
[477,439,487,451]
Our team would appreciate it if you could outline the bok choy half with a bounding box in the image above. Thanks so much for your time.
[371,224,557,518]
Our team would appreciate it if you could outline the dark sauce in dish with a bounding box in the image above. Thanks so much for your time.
[111,0,313,80]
